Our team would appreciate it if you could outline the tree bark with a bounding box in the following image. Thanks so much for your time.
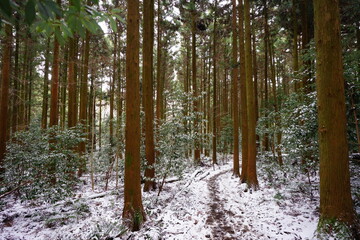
[212,0,218,165]
[314,0,359,235]
[41,38,51,129]
[0,24,12,178]
[239,0,248,183]
[78,30,90,176]
[143,0,156,192]
[192,3,201,164]
[123,0,146,231]
[232,0,240,177]
[245,0,258,189]
[67,36,77,129]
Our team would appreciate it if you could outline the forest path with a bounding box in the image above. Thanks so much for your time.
[205,169,241,240]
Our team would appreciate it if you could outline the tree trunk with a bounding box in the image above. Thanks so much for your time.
[239,0,248,183]
[263,0,269,152]
[245,0,258,189]
[192,4,201,164]
[314,0,358,235]
[212,1,218,165]
[292,0,300,92]
[143,0,156,192]
[232,0,240,177]
[12,19,20,134]
[0,24,12,178]
[60,45,68,129]
[41,38,51,129]
[67,37,77,129]
[78,30,90,176]
[123,0,146,231]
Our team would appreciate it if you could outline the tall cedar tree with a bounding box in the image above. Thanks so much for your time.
[78,30,90,177]
[41,39,51,129]
[143,0,156,192]
[192,1,201,164]
[212,0,218,165]
[0,24,12,178]
[232,0,240,177]
[49,1,61,129]
[314,0,359,235]
[244,0,258,189]
[238,0,249,183]
[123,0,146,231]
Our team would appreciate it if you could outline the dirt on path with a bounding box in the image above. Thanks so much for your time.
[206,169,239,240]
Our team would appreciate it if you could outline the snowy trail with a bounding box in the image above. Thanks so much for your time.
[0,160,323,240]
[206,169,238,239]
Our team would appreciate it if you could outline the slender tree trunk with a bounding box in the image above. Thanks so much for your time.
[110,34,116,147]
[48,0,62,184]
[67,37,77,128]
[315,0,358,235]
[0,24,12,177]
[41,38,51,129]
[232,0,240,177]
[263,1,269,151]
[156,0,163,129]
[143,0,156,192]
[123,0,146,231]
[78,30,90,176]
[212,1,218,165]
[192,5,201,165]
[60,45,68,129]
[12,19,20,134]
[252,20,258,123]
[239,0,248,182]
[269,39,283,165]
[245,0,258,189]
[292,0,300,92]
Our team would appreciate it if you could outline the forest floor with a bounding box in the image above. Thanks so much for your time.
[0,155,359,240]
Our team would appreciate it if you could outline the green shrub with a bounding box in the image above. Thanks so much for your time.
[2,124,85,202]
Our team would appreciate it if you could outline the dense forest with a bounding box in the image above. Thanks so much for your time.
[0,0,360,239]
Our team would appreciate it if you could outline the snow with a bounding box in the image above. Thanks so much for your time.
[1,156,359,240]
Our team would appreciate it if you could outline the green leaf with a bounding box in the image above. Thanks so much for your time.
[82,18,99,33]
[109,17,117,32]
[55,28,65,45]
[0,0,11,18]
[60,22,73,38]
[70,0,81,12]
[38,1,50,20]
[25,0,36,25]
[44,0,62,18]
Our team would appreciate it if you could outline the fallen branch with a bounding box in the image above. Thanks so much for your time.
[0,181,32,199]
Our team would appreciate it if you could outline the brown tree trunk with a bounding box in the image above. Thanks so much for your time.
[156,0,164,127]
[67,37,77,128]
[60,45,68,129]
[212,1,218,165]
[263,1,269,152]
[245,0,258,189]
[0,24,12,177]
[49,38,60,127]
[239,0,248,183]
[292,0,300,92]
[12,19,20,134]
[269,39,283,165]
[123,0,146,231]
[41,38,51,129]
[232,0,240,177]
[143,0,156,192]
[315,0,358,235]
[191,6,201,165]
[78,30,90,176]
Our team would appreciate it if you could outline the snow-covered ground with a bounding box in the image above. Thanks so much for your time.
[1,156,359,240]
